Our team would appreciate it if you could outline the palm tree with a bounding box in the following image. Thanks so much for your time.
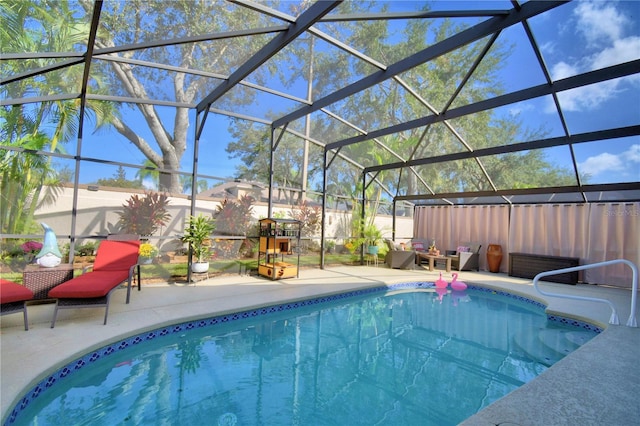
[1,2,117,235]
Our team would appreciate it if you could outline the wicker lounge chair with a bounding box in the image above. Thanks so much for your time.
[48,239,141,327]
[1,279,35,330]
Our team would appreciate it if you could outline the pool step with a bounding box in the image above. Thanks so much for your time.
[512,328,593,366]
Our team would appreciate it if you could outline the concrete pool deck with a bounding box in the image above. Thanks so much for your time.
[1,266,639,425]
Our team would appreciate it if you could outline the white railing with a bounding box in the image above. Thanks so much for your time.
[533,259,638,327]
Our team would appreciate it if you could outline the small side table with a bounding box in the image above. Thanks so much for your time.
[23,264,74,300]
[417,254,452,272]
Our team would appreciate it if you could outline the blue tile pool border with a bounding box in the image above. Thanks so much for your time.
[4,281,602,425]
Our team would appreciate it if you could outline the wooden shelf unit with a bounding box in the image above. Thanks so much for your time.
[258,218,301,280]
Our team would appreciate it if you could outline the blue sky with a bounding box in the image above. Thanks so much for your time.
[76,1,639,188]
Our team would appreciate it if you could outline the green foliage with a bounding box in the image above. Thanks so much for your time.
[212,195,255,259]
[1,0,115,235]
[116,192,171,236]
[74,241,98,256]
[224,3,573,201]
[0,133,59,235]
[213,195,255,236]
[288,200,321,237]
[363,222,383,247]
[97,166,144,189]
[227,127,323,204]
[182,214,216,262]
[74,0,277,192]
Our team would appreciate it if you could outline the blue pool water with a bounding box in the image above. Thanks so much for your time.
[7,283,600,425]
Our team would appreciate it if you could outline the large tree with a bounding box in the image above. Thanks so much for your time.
[77,0,276,193]
[226,2,575,204]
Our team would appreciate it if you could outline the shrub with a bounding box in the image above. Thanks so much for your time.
[116,192,171,236]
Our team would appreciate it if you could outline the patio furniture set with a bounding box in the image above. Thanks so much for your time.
[384,239,482,273]
[1,238,142,330]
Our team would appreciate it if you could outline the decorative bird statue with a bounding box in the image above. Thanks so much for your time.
[36,223,63,267]
[435,272,448,288]
[450,272,467,291]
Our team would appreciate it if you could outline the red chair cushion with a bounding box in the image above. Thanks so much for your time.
[93,240,140,271]
[1,279,34,303]
[48,270,130,299]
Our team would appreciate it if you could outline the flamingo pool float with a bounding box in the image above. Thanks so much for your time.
[435,272,448,288]
[450,272,467,291]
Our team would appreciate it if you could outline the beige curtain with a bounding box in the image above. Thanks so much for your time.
[414,205,509,272]
[585,203,640,287]
[509,204,589,281]
[413,206,451,248]
[414,202,639,286]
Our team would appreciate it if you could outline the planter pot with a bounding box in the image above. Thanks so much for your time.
[139,257,154,265]
[486,244,503,273]
[367,245,379,255]
[191,262,209,273]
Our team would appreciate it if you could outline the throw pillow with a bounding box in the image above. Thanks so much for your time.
[456,246,471,254]
[412,241,424,252]
[385,239,395,251]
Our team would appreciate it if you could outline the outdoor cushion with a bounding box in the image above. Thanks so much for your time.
[1,279,34,304]
[48,270,130,299]
[92,240,141,271]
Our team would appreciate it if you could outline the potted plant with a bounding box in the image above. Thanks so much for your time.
[182,214,216,273]
[363,223,383,256]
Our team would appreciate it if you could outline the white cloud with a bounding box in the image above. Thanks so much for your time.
[554,79,620,112]
[627,144,640,164]
[508,102,534,116]
[591,36,640,72]
[579,144,640,178]
[550,61,578,80]
[546,2,639,113]
[580,152,623,176]
[539,41,556,56]
[574,2,628,47]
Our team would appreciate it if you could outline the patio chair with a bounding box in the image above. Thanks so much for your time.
[1,279,35,330]
[447,243,482,271]
[48,239,141,327]
[384,239,417,269]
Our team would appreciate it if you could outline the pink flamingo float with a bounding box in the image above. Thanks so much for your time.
[435,272,448,288]
[450,272,467,291]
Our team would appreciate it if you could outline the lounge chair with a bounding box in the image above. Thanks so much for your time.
[1,279,35,330]
[48,239,141,327]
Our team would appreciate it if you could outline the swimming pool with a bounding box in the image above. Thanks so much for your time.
[6,283,600,425]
